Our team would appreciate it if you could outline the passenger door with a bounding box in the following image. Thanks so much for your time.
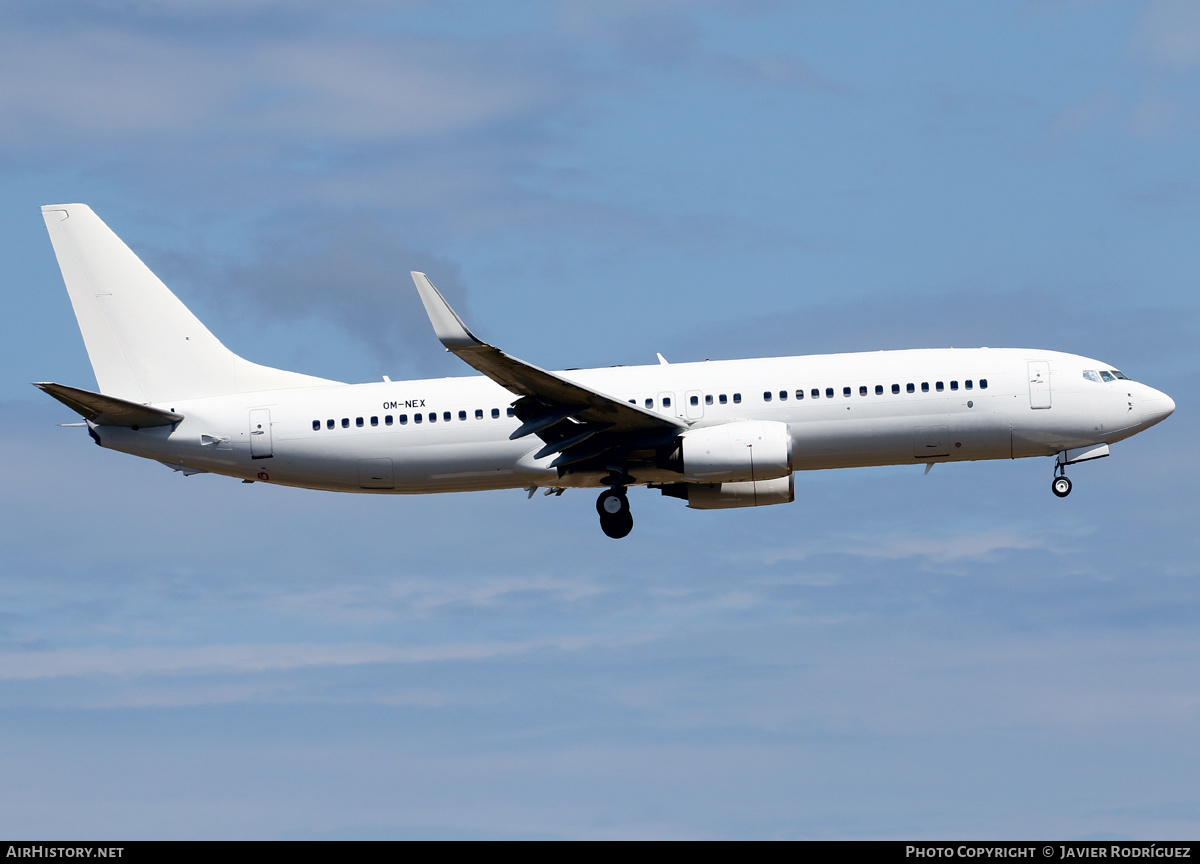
[249,408,273,459]
[1028,361,1051,409]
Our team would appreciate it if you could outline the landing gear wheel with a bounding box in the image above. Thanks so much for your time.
[597,488,633,538]
[1052,476,1072,498]
[600,510,634,539]
[596,488,629,517]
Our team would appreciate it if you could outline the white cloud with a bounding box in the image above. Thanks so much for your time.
[0,639,582,681]
[1135,0,1200,71]
[1048,89,1116,140]
[735,526,1086,569]
[0,25,564,146]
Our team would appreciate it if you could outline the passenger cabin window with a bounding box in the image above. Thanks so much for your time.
[443,411,451,422]
[950,381,959,391]
[428,413,436,423]
[413,414,422,424]
[936,381,944,392]
[825,388,834,398]
[459,410,467,421]
[645,398,653,409]
[341,418,349,428]
[719,394,728,404]
[843,387,851,398]
[875,385,883,395]
[312,420,320,431]
[965,380,973,390]
[385,415,394,426]
[491,408,500,419]
[921,382,929,393]
[370,416,378,426]
[705,394,713,405]
[779,390,788,401]
[811,389,820,399]
[690,395,699,406]
[507,407,515,417]
[891,384,900,394]
[399,414,408,424]
[980,379,988,389]
[327,419,334,429]
[796,390,804,400]
[475,409,484,419]
[763,391,772,402]
[356,417,364,427]
[733,393,742,404]
[860,386,868,396]
[661,398,671,409]
[906,383,914,394]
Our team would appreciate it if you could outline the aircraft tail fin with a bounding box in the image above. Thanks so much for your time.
[41,204,337,403]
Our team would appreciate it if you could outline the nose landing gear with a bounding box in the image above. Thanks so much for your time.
[1051,462,1073,498]
[596,487,633,538]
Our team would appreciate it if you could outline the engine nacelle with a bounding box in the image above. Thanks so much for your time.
[677,420,793,483]
[659,475,795,510]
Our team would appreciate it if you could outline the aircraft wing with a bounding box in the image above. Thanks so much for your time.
[34,382,183,428]
[411,272,684,468]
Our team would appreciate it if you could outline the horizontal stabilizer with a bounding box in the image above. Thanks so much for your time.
[33,382,182,428]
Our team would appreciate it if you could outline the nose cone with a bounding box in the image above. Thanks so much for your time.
[1141,387,1175,428]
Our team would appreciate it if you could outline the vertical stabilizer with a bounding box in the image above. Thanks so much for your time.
[41,204,337,403]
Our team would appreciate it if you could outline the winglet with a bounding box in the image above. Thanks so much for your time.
[411,272,482,350]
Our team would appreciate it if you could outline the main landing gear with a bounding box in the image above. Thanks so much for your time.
[597,487,633,539]
[1051,462,1073,498]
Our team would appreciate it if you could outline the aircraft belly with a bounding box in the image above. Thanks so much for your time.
[792,416,915,469]
[791,403,1014,470]
[1009,391,1112,457]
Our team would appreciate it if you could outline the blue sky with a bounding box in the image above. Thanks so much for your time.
[1,0,1198,839]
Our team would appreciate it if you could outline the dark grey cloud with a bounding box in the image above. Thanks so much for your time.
[212,216,468,375]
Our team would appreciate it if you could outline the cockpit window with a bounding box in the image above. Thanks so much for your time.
[1099,371,1115,382]
[1110,370,1129,380]
[1083,370,1101,383]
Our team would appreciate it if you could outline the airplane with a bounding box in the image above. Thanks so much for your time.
[35,203,1176,539]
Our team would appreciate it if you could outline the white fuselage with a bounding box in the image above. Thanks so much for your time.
[94,347,1174,494]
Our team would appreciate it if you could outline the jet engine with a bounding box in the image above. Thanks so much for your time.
[658,475,795,509]
[675,420,793,483]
